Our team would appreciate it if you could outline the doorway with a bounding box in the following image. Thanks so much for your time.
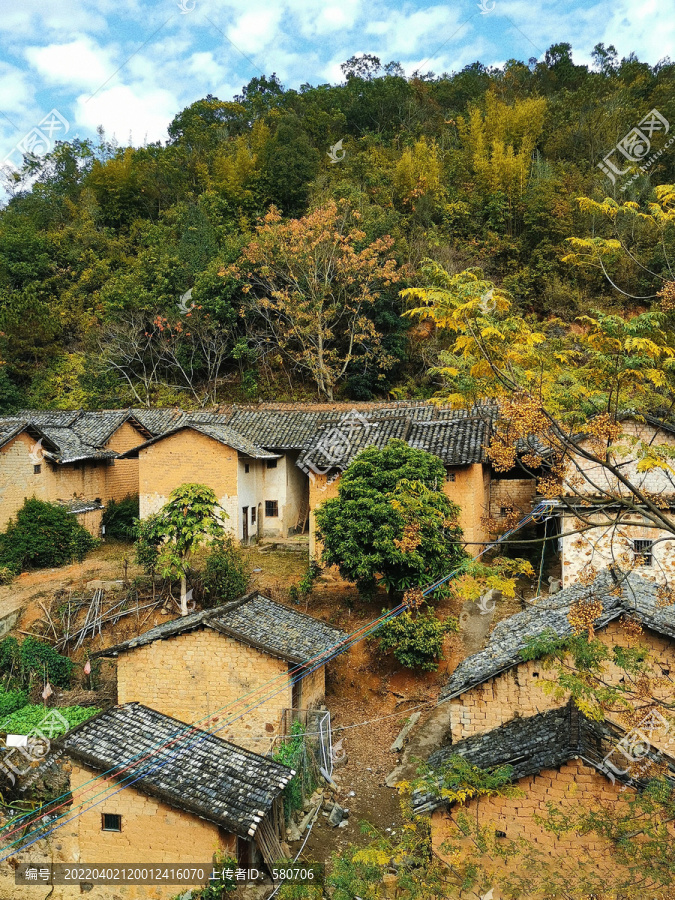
[242,506,249,542]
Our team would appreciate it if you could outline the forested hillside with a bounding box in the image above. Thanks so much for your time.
[1,43,674,409]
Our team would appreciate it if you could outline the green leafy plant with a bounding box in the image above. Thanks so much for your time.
[0,498,98,571]
[273,721,308,819]
[375,608,457,671]
[102,495,139,540]
[134,484,227,614]
[0,704,99,734]
[202,536,249,606]
[0,688,28,717]
[0,636,74,689]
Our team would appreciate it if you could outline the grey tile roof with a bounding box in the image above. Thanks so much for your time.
[57,702,294,838]
[440,570,675,702]
[412,703,675,814]
[58,498,104,514]
[120,423,278,460]
[93,591,347,664]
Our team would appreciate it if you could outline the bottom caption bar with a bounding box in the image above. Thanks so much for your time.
[16,863,324,885]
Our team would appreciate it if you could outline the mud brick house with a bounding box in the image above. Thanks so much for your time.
[0,410,154,535]
[558,415,675,588]
[436,570,675,749]
[56,702,294,898]
[119,401,540,551]
[412,702,675,892]
[92,592,346,752]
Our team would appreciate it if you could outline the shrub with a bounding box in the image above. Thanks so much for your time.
[0,635,74,688]
[202,537,249,606]
[102,495,139,540]
[0,688,28,716]
[0,498,98,571]
[375,608,457,671]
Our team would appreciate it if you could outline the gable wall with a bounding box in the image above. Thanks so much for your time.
[431,758,633,886]
[138,431,238,531]
[104,421,145,502]
[69,760,234,899]
[116,627,294,753]
[446,620,675,744]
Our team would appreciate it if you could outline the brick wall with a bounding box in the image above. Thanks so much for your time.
[447,621,675,746]
[138,430,239,532]
[431,758,633,888]
[69,760,234,900]
[0,432,107,532]
[297,665,325,710]
[104,421,144,502]
[489,476,537,520]
[116,628,294,752]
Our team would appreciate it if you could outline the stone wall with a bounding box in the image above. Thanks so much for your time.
[116,627,294,752]
[560,511,675,588]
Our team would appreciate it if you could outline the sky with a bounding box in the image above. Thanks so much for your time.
[0,0,672,167]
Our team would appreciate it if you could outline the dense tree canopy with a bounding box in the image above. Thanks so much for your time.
[0,48,674,408]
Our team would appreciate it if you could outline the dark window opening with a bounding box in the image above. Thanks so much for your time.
[244,463,250,474]
[102,813,121,832]
[266,459,278,469]
[633,539,654,566]
[33,464,41,474]
[251,507,256,525]
[495,830,507,838]
[446,472,456,482]
[265,500,278,517]
[532,672,539,678]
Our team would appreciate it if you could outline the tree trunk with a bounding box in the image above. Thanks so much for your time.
[181,573,188,617]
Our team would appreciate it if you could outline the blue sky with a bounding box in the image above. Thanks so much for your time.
[0,0,671,166]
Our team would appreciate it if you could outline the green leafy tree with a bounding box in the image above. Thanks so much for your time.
[0,498,97,572]
[375,608,457,671]
[202,536,250,606]
[315,439,466,598]
[135,484,226,615]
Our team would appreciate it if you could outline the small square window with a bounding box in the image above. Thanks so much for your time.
[33,464,41,474]
[102,813,121,832]
[633,539,653,566]
[244,463,250,474]
[500,506,512,517]
[265,500,278,517]
[266,459,278,469]
[445,472,456,482]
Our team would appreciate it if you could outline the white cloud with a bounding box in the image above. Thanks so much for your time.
[227,7,284,55]
[76,83,177,145]
[25,37,114,90]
